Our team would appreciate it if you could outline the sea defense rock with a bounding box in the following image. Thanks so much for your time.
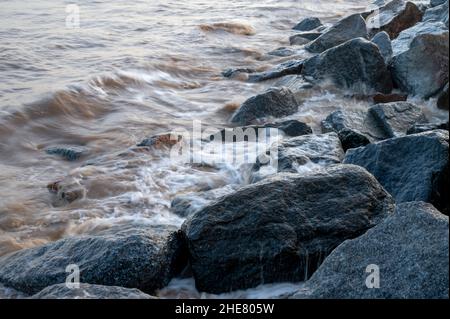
[423,0,449,26]
[182,164,394,293]
[0,225,188,295]
[344,130,449,213]
[365,0,423,39]
[390,21,449,98]
[372,92,407,104]
[230,87,299,125]
[437,83,449,110]
[293,17,322,31]
[45,145,86,161]
[247,60,303,82]
[371,31,393,63]
[293,202,449,299]
[302,38,393,94]
[289,32,321,45]
[407,121,449,134]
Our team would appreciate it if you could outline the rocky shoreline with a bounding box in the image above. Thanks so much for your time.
[0,0,448,299]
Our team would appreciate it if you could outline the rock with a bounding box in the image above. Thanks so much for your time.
[407,121,449,134]
[294,202,449,299]
[210,120,312,142]
[230,87,299,125]
[390,21,449,98]
[0,225,188,295]
[369,102,427,138]
[431,0,447,7]
[250,132,344,182]
[45,146,86,161]
[46,178,86,206]
[366,0,423,39]
[437,83,449,110]
[293,17,322,31]
[306,14,368,53]
[372,92,407,103]
[30,283,155,299]
[289,32,321,45]
[344,130,449,213]
[182,164,395,293]
[302,38,393,94]
[171,185,238,218]
[137,132,183,148]
[321,109,387,142]
[371,31,393,63]
[267,47,296,57]
[248,60,303,82]
[423,0,449,26]
[338,128,371,151]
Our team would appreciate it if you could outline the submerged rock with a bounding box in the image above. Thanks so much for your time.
[230,87,299,125]
[289,32,321,45]
[137,132,183,148]
[391,21,449,98]
[294,202,449,299]
[306,14,368,53]
[182,164,395,293]
[0,225,188,295]
[371,31,393,63]
[222,68,255,78]
[344,130,449,213]
[366,0,423,39]
[31,283,155,299]
[45,146,86,161]
[302,38,393,94]
[248,60,303,82]
[267,47,296,57]
[293,17,322,31]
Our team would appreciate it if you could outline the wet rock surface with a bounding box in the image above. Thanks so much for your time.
[293,17,322,31]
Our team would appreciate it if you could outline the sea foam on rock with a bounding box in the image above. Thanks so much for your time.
[181,164,395,293]
[302,38,393,94]
[293,202,449,299]
[0,225,187,295]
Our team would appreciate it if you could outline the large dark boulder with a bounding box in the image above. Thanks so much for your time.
[344,130,449,213]
[302,38,393,94]
[365,0,423,39]
[0,225,187,295]
[230,87,299,125]
[390,21,449,98]
[293,17,322,31]
[182,164,395,293]
[293,202,449,299]
[31,283,155,299]
[306,14,368,53]
[437,83,449,110]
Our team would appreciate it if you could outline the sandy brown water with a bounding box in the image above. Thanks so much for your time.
[0,0,447,298]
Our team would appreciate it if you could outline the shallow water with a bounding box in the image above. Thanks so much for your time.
[0,0,447,298]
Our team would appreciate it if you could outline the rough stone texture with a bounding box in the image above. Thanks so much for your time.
[407,121,449,134]
[182,164,395,293]
[431,0,447,7]
[369,102,427,138]
[289,32,321,45]
[306,14,368,53]
[437,83,449,110]
[248,60,303,82]
[30,283,155,299]
[344,130,449,213]
[423,0,449,26]
[267,47,296,57]
[45,145,87,161]
[366,0,423,39]
[372,92,407,104]
[303,38,393,94]
[371,31,393,63]
[338,128,371,151]
[293,202,449,299]
[391,21,449,98]
[230,87,299,125]
[293,17,322,31]
[0,225,187,295]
